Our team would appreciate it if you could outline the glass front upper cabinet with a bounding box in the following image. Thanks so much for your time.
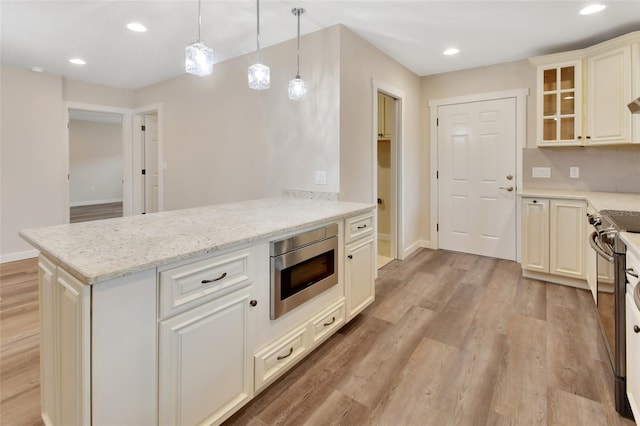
[538,61,582,145]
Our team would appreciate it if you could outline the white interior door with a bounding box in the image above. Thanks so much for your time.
[437,98,517,261]
[143,114,159,214]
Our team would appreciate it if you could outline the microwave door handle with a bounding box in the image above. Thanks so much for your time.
[589,231,614,263]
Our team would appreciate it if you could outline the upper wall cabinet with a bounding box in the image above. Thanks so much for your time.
[530,31,640,147]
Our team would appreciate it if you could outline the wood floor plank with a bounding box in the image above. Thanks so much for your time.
[2,250,635,425]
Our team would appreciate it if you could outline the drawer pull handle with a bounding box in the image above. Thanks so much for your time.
[201,272,227,284]
[635,325,640,334]
[249,300,257,307]
[627,268,639,278]
[277,347,294,361]
[357,224,368,229]
[323,316,336,327]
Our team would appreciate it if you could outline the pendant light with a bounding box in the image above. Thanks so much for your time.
[248,0,270,90]
[288,7,306,101]
[185,0,213,76]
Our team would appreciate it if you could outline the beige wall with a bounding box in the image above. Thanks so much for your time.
[69,119,124,204]
[134,26,341,211]
[1,66,66,260]
[339,26,426,256]
[64,79,134,107]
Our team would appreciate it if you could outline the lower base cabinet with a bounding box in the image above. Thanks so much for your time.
[158,285,257,426]
[345,235,375,321]
[626,292,640,419]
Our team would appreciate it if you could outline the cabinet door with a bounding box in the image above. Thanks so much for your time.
[159,287,256,426]
[537,61,582,146]
[38,256,57,426]
[521,198,550,273]
[56,269,91,426]
[626,293,640,420]
[550,199,586,278]
[345,235,375,321]
[586,46,632,144]
[383,95,393,138]
[377,94,385,138]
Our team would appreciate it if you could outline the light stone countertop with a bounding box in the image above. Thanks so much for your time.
[20,197,374,285]
[521,188,640,255]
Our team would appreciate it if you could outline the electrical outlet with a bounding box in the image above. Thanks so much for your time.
[532,167,551,178]
[570,166,579,178]
[315,170,327,185]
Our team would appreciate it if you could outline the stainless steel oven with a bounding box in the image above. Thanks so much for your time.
[270,224,339,319]
[588,209,640,419]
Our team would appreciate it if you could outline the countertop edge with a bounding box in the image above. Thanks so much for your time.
[21,204,375,285]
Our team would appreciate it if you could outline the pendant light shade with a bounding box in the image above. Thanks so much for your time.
[185,0,213,76]
[248,0,270,90]
[288,7,306,101]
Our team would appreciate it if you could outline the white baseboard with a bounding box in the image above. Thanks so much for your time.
[402,240,429,259]
[420,240,435,250]
[1,249,39,264]
[377,233,391,241]
[70,198,123,207]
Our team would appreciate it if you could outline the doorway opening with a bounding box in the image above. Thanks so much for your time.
[134,104,163,215]
[374,82,404,271]
[67,108,126,223]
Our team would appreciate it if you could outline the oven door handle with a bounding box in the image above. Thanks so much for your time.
[589,231,614,263]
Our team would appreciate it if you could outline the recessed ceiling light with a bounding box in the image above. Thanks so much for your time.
[126,22,147,32]
[443,48,460,56]
[69,58,86,65]
[30,66,44,73]
[580,4,606,15]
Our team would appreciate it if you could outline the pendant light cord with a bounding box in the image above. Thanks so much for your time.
[256,0,261,63]
[197,0,202,42]
[293,8,304,78]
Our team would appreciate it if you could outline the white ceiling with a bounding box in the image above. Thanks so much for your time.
[2,1,640,90]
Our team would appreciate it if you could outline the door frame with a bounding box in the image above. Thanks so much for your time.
[64,102,133,222]
[133,103,164,214]
[372,80,404,261]
[428,88,528,262]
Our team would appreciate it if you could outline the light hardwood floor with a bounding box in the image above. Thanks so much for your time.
[0,250,635,425]
[70,202,122,223]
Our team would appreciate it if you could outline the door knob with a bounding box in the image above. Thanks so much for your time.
[499,186,514,192]
[506,174,513,180]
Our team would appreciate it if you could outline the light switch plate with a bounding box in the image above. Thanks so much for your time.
[532,167,551,178]
[315,170,327,185]
[570,166,579,178]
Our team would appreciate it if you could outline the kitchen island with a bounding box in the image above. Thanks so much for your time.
[21,197,376,426]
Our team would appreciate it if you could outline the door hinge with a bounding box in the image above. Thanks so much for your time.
[141,169,146,175]
[436,118,439,126]
[141,125,146,131]
[436,170,439,179]
[437,223,439,232]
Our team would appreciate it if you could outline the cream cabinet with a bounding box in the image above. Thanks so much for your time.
[345,213,375,320]
[549,199,586,279]
[626,292,640,420]
[38,256,91,426]
[158,286,257,426]
[521,198,550,272]
[521,198,587,284]
[531,31,640,146]
[377,93,393,139]
[158,246,258,426]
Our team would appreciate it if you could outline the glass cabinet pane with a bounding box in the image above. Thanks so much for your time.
[543,119,556,141]
[560,118,575,140]
[543,94,557,116]
[560,94,575,115]
[543,69,557,91]
[560,66,575,90]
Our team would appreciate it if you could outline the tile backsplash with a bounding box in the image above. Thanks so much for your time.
[522,145,640,194]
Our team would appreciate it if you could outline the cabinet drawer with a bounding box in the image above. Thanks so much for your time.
[345,213,374,244]
[159,248,253,318]
[254,325,308,392]
[309,300,345,345]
